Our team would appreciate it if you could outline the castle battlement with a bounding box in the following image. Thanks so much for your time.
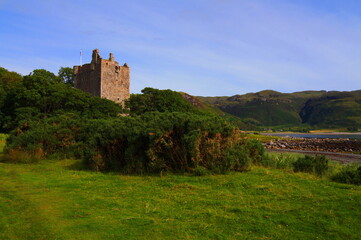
[73,49,130,105]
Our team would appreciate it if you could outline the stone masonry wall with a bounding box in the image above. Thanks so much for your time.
[73,63,101,97]
[100,59,130,104]
[73,49,130,105]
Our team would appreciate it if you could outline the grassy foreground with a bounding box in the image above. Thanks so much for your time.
[1,159,361,240]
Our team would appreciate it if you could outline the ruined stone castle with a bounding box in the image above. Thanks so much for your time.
[73,49,130,105]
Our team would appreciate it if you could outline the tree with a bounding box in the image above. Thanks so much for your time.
[126,87,198,115]
[31,69,62,83]
[1,68,123,132]
[58,67,74,86]
[0,67,22,90]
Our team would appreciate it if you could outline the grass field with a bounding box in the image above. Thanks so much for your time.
[244,133,280,142]
[1,157,361,239]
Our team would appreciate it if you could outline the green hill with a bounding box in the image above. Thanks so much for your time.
[199,90,325,127]
[180,92,259,130]
[300,90,361,129]
[199,90,361,130]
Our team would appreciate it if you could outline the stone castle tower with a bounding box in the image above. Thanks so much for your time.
[73,49,130,105]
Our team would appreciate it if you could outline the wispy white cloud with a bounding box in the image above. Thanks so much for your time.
[1,0,361,95]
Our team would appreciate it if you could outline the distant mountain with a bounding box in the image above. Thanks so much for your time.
[180,92,259,130]
[198,90,361,129]
[300,90,361,129]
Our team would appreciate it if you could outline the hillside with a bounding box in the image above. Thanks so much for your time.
[180,92,259,130]
[300,90,361,129]
[199,90,361,129]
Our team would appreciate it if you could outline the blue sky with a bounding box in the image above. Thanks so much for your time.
[1,0,361,96]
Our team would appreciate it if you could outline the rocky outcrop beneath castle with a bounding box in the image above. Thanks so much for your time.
[264,138,361,153]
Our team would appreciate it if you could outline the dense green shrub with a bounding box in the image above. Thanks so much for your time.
[331,165,361,185]
[82,112,263,174]
[313,155,329,176]
[293,155,315,173]
[293,155,329,176]
[4,111,266,172]
[4,114,86,160]
[245,140,265,165]
[223,146,251,172]
[126,88,198,116]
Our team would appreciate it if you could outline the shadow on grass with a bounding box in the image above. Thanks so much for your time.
[64,159,196,178]
[65,159,90,171]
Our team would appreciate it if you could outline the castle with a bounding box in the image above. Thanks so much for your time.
[73,49,130,105]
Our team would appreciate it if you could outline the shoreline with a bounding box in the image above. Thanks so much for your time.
[262,132,361,135]
[267,149,361,164]
[263,136,361,164]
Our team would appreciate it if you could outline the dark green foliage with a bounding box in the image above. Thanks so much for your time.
[128,88,258,130]
[293,155,329,176]
[0,85,5,122]
[0,67,22,91]
[192,166,210,176]
[313,155,329,176]
[331,165,361,185]
[4,111,265,173]
[294,156,314,173]
[58,67,74,86]
[126,87,198,115]
[0,67,23,130]
[246,140,265,165]
[82,112,263,174]
[4,114,86,161]
[223,146,251,172]
[0,67,123,132]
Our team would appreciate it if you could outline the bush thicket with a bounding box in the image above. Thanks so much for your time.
[4,112,266,174]
[83,112,265,174]
[126,87,199,116]
[4,114,86,161]
[293,155,329,176]
[331,165,361,185]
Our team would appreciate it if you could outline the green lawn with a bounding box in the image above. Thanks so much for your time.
[1,158,361,239]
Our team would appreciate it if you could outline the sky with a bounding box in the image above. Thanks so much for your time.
[1,0,361,96]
